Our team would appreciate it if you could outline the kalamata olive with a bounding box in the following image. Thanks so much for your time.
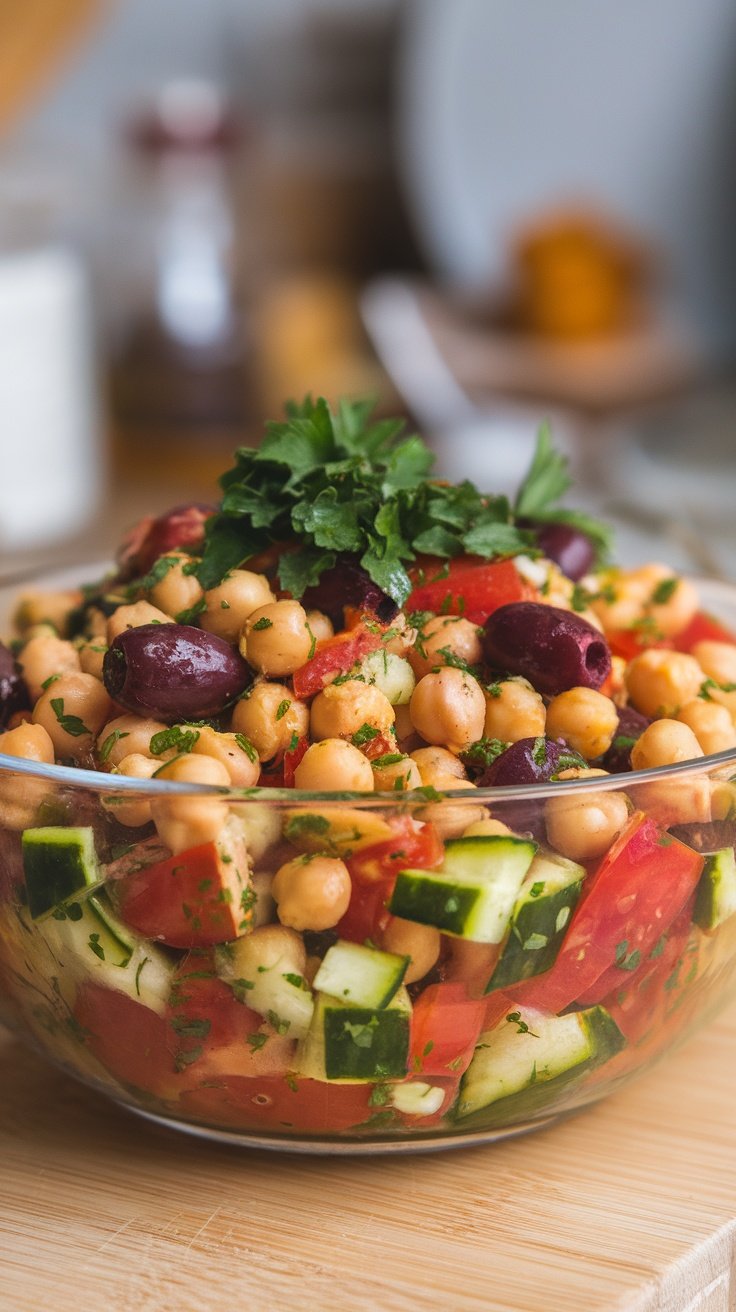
[530,522,595,581]
[477,737,584,788]
[483,602,611,695]
[302,556,398,625]
[103,624,251,721]
[600,705,651,774]
[0,640,29,729]
[116,504,214,581]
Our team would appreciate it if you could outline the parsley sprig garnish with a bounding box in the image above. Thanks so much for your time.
[196,398,610,607]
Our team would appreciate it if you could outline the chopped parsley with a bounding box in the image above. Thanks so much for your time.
[650,577,678,606]
[352,723,380,747]
[149,725,200,756]
[49,698,90,737]
[234,733,258,762]
[276,699,291,721]
[99,728,130,762]
[252,616,273,631]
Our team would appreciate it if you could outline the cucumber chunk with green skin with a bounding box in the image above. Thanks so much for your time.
[22,826,103,921]
[486,850,585,992]
[389,836,536,942]
[39,891,174,1015]
[456,1004,624,1123]
[297,987,411,1082]
[693,848,736,931]
[215,936,315,1040]
[313,940,409,1009]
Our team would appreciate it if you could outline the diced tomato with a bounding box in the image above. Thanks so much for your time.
[111,839,249,948]
[509,812,704,1014]
[600,901,695,1045]
[606,629,671,662]
[283,735,309,786]
[74,981,178,1099]
[338,820,444,944]
[409,983,486,1078]
[347,818,443,885]
[406,557,536,626]
[673,610,736,653]
[179,1073,375,1134]
[292,623,383,698]
[166,951,294,1080]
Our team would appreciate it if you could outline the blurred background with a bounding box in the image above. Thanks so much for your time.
[1,0,736,580]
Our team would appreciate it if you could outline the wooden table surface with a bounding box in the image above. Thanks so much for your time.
[2,999,736,1312]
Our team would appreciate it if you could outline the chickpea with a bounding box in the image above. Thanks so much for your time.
[13,589,81,637]
[630,719,703,770]
[393,702,421,752]
[692,640,736,687]
[462,818,513,838]
[310,681,395,743]
[272,854,351,931]
[444,938,501,998]
[634,777,711,828]
[200,569,275,643]
[97,713,168,768]
[642,571,699,638]
[0,722,55,830]
[294,739,374,792]
[148,552,204,619]
[192,725,260,788]
[483,678,546,745]
[33,672,113,760]
[372,755,422,792]
[420,776,485,840]
[102,753,158,828]
[150,753,231,853]
[410,668,486,753]
[590,568,647,632]
[305,610,334,644]
[18,633,81,702]
[231,682,309,762]
[676,700,736,756]
[382,917,440,984]
[545,772,629,861]
[77,640,107,681]
[240,600,313,676]
[410,745,467,785]
[409,616,482,681]
[225,923,306,976]
[625,649,704,719]
[545,687,619,760]
[107,601,172,645]
[250,870,276,928]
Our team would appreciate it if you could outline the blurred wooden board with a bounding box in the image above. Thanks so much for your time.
[3,999,736,1311]
[0,0,98,130]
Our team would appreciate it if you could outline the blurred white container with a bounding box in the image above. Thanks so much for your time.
[0,244,100,553]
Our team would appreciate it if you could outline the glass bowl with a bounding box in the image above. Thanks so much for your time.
[1,574,736,1154]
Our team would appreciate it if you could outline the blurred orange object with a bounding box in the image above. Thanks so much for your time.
[509,207,649,341]
[0,0,99,131]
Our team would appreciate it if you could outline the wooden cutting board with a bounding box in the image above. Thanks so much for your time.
[2,1003,736,1312]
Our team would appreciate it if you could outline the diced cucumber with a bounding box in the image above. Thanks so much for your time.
[39,892,174,1015]
[694,848,736,931]
[389,835,536,942]
[296,987,411,1082]
[360,650,416,705]
[22,826,103,920]
[389,1082,445,1116]
[313,940,409,1009]
[486,850,585,992]
[456,1004,624,1123]
[215,935,315,1040]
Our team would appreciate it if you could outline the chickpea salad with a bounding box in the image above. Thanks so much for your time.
[1,395,736,1142]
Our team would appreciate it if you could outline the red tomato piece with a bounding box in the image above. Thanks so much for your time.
[166,951,294,1080]
[112,840,249,948]
[409,982,486,1078]
[338,820,444,943]
[509,812,704,1014]
[74,981,178,1099]
[283,735,309,786]
[673,610,736,653]
[179,1073,375,1134]
[406,557,536,625]
[347,818,444,885]
[606,629,671,662]
[600,901,695,1045]
[292,623,383,699]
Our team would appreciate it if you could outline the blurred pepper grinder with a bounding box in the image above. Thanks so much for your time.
[108,79,256,486]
